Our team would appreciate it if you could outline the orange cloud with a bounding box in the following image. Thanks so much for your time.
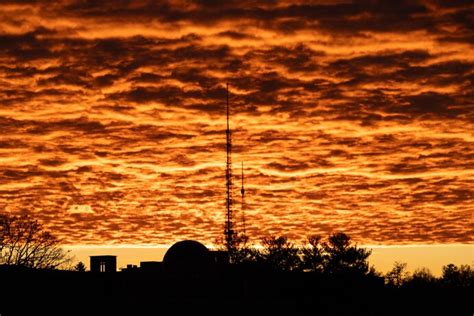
[0,0,472,246]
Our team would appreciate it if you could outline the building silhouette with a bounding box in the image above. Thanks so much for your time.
[90,255,117,272]
[139,261,163,272]
[163,240,212,275]
[121,264,139,272]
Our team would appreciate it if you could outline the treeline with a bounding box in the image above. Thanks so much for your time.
[227,233,373,275]
[385,261,473,289]
[226,233,473,288]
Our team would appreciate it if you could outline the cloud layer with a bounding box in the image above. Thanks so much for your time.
[0,0,472,245]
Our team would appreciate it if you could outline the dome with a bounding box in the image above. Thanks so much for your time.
[163,240,212,274]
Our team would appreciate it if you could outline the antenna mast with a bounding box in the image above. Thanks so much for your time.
[225,83,234,251]
[241,161,246,235]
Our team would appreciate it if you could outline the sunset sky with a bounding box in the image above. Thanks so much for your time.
[0,0,472,271]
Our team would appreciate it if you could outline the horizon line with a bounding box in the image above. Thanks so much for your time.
[63,243,474,249]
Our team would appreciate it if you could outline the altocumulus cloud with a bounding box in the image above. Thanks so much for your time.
[0,0,472,245]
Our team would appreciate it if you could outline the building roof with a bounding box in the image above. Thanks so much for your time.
[163,240,211,274]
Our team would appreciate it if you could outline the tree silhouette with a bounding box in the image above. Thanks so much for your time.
[322,232,371,275]
[301,235,324,273]
[260,236,301,272]
[228,233,256,264]
[385,261,409,287]
[441,264,473,287]
[0,214,71,269]
[74,261,86,272]
[406,267,436,287]
[231,246,260,266]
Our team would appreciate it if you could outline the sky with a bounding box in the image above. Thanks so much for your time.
[0,0,473,268]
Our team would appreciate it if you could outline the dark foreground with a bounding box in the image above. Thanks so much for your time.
[0,266,471,316]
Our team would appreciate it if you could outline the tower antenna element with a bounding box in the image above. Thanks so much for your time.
[241,161,246,235]
[224,83,235,251]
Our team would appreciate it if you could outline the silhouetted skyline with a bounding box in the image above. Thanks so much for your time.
[1,233,472,316]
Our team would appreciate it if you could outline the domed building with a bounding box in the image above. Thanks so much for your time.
[163,240,213,275]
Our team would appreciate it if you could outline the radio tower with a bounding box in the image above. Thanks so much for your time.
[224,83,235,251]
[241,161,246,235]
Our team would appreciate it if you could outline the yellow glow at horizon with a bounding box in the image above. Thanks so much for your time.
[66,244,474,276]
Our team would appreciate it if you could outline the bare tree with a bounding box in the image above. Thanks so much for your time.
[385,262,409,287]
[0,214,72,269]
